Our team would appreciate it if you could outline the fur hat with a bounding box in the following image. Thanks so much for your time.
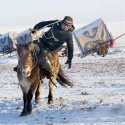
[62,16,73,26]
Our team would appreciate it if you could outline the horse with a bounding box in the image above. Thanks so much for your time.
[16,42,73,116]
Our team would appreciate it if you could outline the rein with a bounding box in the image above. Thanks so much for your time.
[32,21,60,43]
[30,50,38,71]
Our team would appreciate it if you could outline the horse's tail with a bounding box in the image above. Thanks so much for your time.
[56,67,73,87]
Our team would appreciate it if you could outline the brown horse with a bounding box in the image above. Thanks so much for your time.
[16,42,73,116]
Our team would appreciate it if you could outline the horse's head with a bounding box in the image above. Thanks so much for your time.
[16,43,37,77]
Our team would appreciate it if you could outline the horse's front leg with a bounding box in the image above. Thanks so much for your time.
[26,90,33,114]
[20,93,27,116]
[35,80,43,103]
[26,81,39,113]
[20,91,33,116]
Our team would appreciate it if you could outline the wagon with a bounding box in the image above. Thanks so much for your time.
[73,18,114,57]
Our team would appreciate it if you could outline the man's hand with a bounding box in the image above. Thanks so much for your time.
[65,59,72,69]
[31,29,37,34]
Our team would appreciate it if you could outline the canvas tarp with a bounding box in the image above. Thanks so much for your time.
[16,29,32,45]
[0,28,47,53]
[0,32,17,52]
[73,18,112,57]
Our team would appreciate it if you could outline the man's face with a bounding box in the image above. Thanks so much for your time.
[61,23,72,31]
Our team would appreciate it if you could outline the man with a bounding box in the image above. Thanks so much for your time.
[32,16,75,78]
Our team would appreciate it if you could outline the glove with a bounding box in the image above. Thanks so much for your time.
[65,59,72,69]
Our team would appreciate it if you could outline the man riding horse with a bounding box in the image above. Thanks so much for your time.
[14,16,75,79]
[32,16,75,78]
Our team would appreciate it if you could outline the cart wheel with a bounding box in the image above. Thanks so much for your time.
[97,45,109,57]
[84,40,103,54]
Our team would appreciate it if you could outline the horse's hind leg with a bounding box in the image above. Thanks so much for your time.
[35,80,43,103]
[48,52,59,104]
[48,76,57,104]
[48,80,54,104]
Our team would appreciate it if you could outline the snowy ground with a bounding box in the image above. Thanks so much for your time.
[0,44,125,124]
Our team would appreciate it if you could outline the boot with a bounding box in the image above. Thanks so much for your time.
[38,63,53,79]
[13,66,18,72]
[43,69,53,79]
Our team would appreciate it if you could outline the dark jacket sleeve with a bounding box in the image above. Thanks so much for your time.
[33,20,59,30]
[66,32,74,61]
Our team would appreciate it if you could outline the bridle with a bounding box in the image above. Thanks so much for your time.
[18,48,38,73]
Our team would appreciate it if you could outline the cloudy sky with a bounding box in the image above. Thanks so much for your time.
[0,0,125,31]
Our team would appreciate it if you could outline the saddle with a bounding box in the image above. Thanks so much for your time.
[28,42,54,79]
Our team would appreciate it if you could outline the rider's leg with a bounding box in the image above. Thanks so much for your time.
[37,49,53,79]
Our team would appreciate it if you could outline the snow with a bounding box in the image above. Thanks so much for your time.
[0,40,125,124]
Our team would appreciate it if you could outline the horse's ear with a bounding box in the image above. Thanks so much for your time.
[28,42,31,47]
[28,42,32,45]
[15,44,18,47]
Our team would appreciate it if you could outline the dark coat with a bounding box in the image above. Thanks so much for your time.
[33,20,75,61]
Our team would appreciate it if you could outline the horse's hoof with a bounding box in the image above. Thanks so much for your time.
[35,99,41,104]
[35,97,41,103]
[26,111,32,115]
[48,100,53,104]
[20,109,32,117]
[26,107,32,115]
[20,111,32,117]
[20,112,28,117]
